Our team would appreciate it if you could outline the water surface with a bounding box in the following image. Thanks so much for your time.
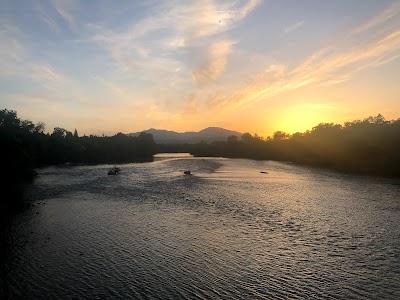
[1,156,400,299]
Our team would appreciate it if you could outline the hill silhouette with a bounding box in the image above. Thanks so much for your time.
[2,108,400,222]
[129,127,242,144]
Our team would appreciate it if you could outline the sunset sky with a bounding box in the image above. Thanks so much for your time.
[1,0,399,137]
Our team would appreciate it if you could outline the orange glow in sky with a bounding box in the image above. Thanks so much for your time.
[275,109,329,134]
[1,1,399,136]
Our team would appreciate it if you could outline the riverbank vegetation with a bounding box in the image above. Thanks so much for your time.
[0,109,155,219]
[2,109,399,220]
[190,114,400,177]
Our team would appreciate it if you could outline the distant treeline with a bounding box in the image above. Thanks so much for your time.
[2,108,400,219]
[0,109,155,218]
[190,114,400,177]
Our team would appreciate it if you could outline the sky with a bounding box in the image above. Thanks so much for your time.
[1,0,400,137]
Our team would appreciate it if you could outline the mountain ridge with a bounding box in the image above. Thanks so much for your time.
[128,127,242,144]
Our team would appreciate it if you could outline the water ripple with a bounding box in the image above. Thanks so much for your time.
[2,157,400,299]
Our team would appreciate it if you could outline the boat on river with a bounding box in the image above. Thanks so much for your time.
[108,166,121,175]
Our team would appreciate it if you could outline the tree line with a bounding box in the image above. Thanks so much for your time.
[190,114,400,177]
[2,108,399,220]
[0,109,155,219]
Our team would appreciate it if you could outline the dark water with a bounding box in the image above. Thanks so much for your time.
[1,156,400,299]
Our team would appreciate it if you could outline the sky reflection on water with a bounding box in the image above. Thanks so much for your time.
[2,157,400,299]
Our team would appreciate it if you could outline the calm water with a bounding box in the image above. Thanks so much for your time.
[1,156,400,299]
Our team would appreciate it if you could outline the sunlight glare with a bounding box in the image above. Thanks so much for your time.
[275,109,325,134]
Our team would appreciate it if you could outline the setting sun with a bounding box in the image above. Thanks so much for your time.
[275,105,331,134]
[2,1,400,299]
[1,1,399,135]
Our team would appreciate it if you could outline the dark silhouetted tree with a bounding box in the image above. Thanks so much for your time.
[190,113,400,177]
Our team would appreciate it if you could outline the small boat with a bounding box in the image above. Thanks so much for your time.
[184,170,191,175]
[108,166,121,175]
[260,171,268,174]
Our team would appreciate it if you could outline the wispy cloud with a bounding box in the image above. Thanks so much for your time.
[191,39,236,86]
[29,63,66,83]
[2,1,399,135]
[183,93,199,115]
[94,75,133,103]
[351,1,400,34]
[207,3,400,111]
[0,22,24,75]
[92,0,260,86]
[35,3,61,33]
[0,21,68,91]
[50,0,78,32]
[145,103,181,123]
[239,0,262,19]
[284,20,304,34]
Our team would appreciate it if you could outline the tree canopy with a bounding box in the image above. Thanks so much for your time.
[190,114,400,177]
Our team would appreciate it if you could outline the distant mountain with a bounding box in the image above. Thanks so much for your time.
[128,127,242,144]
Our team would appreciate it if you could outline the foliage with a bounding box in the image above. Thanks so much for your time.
[0,109,156,218]
[2,108,399,219]
[190,114,400,177]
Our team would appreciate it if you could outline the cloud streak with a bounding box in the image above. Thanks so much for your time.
[191,39,236,86]
[92,0,260,86]
[207,3,400,111]
[0,20,68,93]
[29,63,66,83]
[0,23,25,75]
[94,75,133,104]
[284,21,304,34]
[351,1,400,34]
[50,0,78,32]
[1,1,399,135]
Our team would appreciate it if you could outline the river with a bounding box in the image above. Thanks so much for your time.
[1,155,400,299]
